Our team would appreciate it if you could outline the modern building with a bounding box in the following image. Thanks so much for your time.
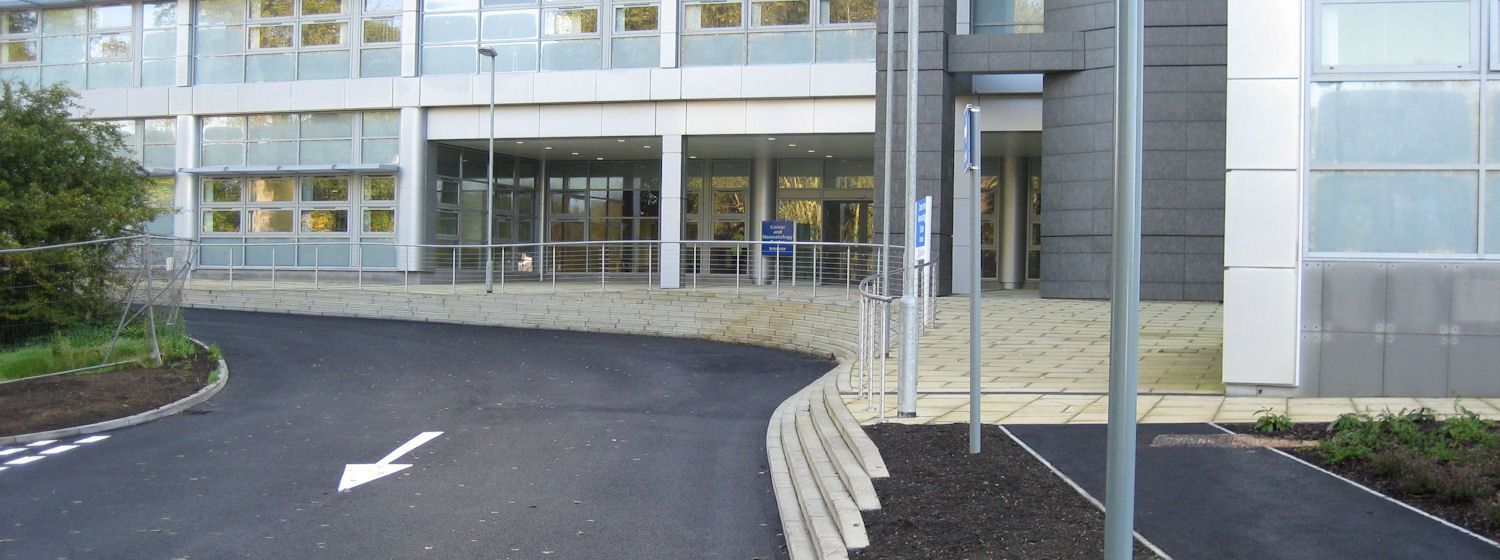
[3,0,1497,398]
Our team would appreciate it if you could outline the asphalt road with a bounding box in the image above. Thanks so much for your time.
[1005,423,1500,560]
[0,309,831,559]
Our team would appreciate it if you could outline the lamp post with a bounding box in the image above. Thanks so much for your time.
[478,46,497,293]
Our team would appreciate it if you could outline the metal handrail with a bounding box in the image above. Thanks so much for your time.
[854,258,937,422]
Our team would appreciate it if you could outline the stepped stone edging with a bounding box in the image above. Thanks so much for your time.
[181,287,880,559]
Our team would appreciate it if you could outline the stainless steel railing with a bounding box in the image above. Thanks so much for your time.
[854,259,936,422]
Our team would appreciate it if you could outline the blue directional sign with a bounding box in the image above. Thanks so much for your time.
[915,196,931,263]
[762,220,795,256]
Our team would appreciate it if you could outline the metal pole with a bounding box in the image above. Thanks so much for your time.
[142,235,162,366]
[967,105,982,454]
[896,0,921,418]
[880,0,894,295]
[1104,0,1144,557]
[479,47,498,294]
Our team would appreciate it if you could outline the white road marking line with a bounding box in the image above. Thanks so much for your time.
[5,456,43,466]
[25,440,56,447]
[0,466,7,472]
[0,448,25,457]
[39,445,79,455]
[75,435,110,444]
[338,431,444,492]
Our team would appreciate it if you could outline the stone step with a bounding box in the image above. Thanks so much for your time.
[822,379,889,478]
[795,406,869,550]
[808,394,880,511]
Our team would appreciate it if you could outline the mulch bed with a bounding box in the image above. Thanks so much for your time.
[853,423,1159,559]
[0,354,217,438]
[1224,422,1500,544]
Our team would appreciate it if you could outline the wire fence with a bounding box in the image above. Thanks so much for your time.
[0,235,196,378]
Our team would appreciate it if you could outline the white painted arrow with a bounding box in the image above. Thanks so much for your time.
[338,431,443,492]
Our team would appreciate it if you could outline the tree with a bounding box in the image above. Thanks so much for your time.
[0,81,163,338]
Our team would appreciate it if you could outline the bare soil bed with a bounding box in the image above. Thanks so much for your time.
[852,423,1159,560]
[0,354,217,437]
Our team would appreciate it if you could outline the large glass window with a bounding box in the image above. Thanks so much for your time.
[201,110,396,166]
[198,173,397,267]
[422,0,647,72]
[0,2,177,89]
[680,0,873,66]
[195,0,397,84]
[971,0,1041,34]
[1316,0,1471,70]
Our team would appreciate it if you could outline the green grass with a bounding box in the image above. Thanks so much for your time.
[0,321,200,381]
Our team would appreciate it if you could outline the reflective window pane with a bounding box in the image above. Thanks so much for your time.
[250,209,294,232]
[202,116,248,141]
[366,0,403,12]
[197,0,245,25]
[248,114,299,140]
[143,29,175,57]
[4,12,38,34]
[246,52,296,81]
[364,209,395,232]
[820,0,874,24]
[251,0,294,18]
[300,112,353,138]
[250,177,296,201]
[203,178,242,202]
[424,0,479,11]
[363,17,400,42]
[363,111,399,136]
[482,42,536,72]
[203,210,242,232]
[610,36,658,68]
[143,2,176,28]
[684,3,741,29]
[364,176,396,200]
[482,10,538,41]
[1308,171,1477,254]
[816,29,873,62]
[301,22,347,46]
[249,25,294,48]
[543,8,597,35]
[752,0,807,26]
[2,40,38,63]
[302,0,345,16]
[971,0,1042,33]
[41,8,86,35]
[302,176,349,201]
[615,5,657,31]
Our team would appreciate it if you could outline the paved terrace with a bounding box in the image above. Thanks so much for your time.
[179,279,1500,425]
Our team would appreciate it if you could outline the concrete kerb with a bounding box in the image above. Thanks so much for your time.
[0,337,229,447]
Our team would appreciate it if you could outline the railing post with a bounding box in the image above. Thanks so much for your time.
[845,249,852,299]
[600,243,606,292]
[499,246,506,293]
[735,244,741,294]
[314,244,320,289]
[551,247,557,294]
[774,251,780,295]
[451,247,458,294]
[270,245,277,290]
[813,245,820,299]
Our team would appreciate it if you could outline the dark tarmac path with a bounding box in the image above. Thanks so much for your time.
[0,309,830,559]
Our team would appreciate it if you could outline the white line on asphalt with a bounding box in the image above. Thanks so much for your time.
[5,456,43,466]
[0,448,24,457]
[39,445,79,455]
[25,440,56,447]
[75,435,110,444]
[0,466,7,472]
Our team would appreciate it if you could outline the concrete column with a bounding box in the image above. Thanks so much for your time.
[397,107,429,271]
[660,0,680,67]
[659,135,684,288]
[750,155,775,285]
[999,155,1027,288]
[173,114,198,239]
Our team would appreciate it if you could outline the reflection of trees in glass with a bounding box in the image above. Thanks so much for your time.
[301,22,346,46]
[364,209,394,232]
[616,6,657,32]
[88,34,131,58]
[251,25,294,48]
[821,0,874,23]
[302,0,344,16]
[714,192,745,214]
[754,0,808,26]
[251,209,293,232]
[145,2,175,27]
[693,3,741,28]
[148,178,175,206]
[362,18,399,42]
[364,176,396,200]
[206,211,241,232]
[205,178,242,202]
[778,176,819,189]
[302,209,348,232]
[3,41,38,63]
[777,200,821,240]
[4,12,37,34]
[251,178,295,201]
[253,0,294,18]
[548,9,597,34]
[304,177,348,200]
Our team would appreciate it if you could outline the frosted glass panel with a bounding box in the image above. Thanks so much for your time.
[141,59,174,86]
[196,57,243,83]
[143,145,175,168]
[610,36,658,68]
[482,10,538,40]
[301,112,353,138]
[424,0,477,11]
[1311,81,1477,165]
[816,29,873,62]
[363,111,399,137]
[1319,1,1469,68]
[748,31,813,64]
[203,116,247,141]
[248,114,298,139]
[421,45,476,74]
[1487,173,1500,254]
[40,64,84,89]
[247,141,297,164]
[487,42,536,72]
[200,143,245,165]
[362,138,398,163]
[540,39,599,70]
[299,50,350,79]
[143,29,175,58]
[196,26,243,55]
[300,139,353,164]
[1309,171,1477,254]
[423,13,478,42]
[41,8,85,34]
[197,0,245,24]
[360,47,399,76]
[0,67,40,85]
[246,53,296,82]
[40,35,84,63]
[87,61,131,88]
[680,34,744,66]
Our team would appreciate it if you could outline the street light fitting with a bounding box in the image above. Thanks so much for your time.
[477,46,497,57]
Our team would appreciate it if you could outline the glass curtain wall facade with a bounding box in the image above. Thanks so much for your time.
[0,1,177,88]
[969,0,1040,35]
[1306,0,1500,257]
